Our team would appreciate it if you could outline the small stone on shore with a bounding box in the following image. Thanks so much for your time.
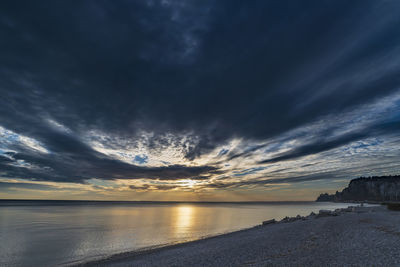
[262,219,276,225]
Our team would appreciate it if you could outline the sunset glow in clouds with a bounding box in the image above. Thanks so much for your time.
[1,0,400,201]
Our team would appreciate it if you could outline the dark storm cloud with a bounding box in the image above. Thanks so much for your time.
[0,155,13,164]
[1,0,400,183]
[0,149,219,183]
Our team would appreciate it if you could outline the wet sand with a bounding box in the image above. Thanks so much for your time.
[78,205,400,267]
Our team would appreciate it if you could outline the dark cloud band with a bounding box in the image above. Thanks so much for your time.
[0,0,400,185]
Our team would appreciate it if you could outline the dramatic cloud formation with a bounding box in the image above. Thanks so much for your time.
[0,0,400,200]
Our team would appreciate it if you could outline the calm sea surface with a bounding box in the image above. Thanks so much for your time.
[0,200,355,266]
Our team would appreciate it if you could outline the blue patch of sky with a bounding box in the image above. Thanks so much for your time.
[218,149,229,156]
[353,140,381,149]
[7,135,16,142]
[4,131,19,142]
[341,138,383,153]
[1,131,29,150]
[133,154,148,164]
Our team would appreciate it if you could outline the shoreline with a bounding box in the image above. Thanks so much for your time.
[70,222,265,266]
[73,204,400,267]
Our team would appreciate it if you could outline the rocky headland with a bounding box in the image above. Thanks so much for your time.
[316,175,400,203]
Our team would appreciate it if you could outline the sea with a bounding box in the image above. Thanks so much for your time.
[0,200,356,266]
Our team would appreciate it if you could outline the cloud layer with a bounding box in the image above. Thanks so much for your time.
[1,0,400,199]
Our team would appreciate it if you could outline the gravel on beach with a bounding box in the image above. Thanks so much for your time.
[79,206,400,267]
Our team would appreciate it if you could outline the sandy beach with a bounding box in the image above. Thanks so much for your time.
[77,205,400,267]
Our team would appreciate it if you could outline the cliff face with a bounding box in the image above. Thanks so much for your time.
[317,176,400,202]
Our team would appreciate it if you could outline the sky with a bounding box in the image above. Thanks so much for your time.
[1,0,400,201]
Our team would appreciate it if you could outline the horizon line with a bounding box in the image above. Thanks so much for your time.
[0,198,316,204]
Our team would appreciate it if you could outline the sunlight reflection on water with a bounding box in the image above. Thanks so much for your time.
[173,205,194,238]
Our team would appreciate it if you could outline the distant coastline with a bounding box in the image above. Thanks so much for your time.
[316,175,400,203]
